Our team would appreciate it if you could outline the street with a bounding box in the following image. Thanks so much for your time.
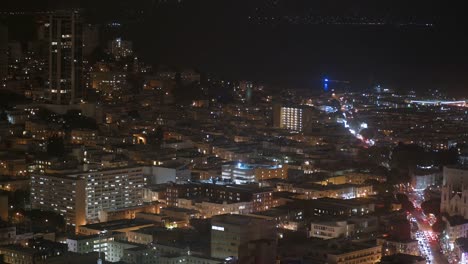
[408,190,449,264]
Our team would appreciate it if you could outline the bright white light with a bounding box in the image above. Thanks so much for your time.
[212,225,225,231]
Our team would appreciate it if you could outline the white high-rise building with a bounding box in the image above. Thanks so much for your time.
[273,105,316,132]
[31,166,145,231]
[0,24,7,87]
[280,106,303,131]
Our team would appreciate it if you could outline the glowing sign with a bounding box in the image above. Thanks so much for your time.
[212,225,225,231]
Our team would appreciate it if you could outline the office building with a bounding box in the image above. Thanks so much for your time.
[144,163,191,184]
[108,38,133,60]
[273,104,317,132]
[310,220,354,240]
[279,239,382,264]
[90,71,127,93]
[46,10,83,104]
[0,245,43,264]
[31,167,145,230]
[222,163,288,184]
[166,183,275,212]
[211,214,277,262]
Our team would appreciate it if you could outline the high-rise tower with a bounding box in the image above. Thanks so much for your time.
[0,24,7,88]
[46,10,83,104]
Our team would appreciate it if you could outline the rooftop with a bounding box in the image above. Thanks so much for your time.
[0,245,38,255]
[79,219,154,231]
[380,253,426,264]
[211,214,270,226]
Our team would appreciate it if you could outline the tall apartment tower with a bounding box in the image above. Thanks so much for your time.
[0,24,7,88]
[47,10,83,104]
[273,104,317,132]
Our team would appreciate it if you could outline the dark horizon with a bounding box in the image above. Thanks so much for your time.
[2,0,468,97]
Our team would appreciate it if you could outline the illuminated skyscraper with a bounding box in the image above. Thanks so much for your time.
[46,10,83,104]
[0,24,7,88]
[108,38,133,60]
[273,104,317,132]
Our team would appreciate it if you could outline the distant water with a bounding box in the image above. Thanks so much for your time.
[104,1,465,97]
[4,0,468,97]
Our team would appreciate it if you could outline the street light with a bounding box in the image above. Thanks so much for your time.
[97,230,108,264]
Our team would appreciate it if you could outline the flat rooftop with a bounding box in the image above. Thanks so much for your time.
[79,219,154,231]
[211,214,269,226]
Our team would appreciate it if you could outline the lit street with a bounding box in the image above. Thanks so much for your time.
[408,190,449,264]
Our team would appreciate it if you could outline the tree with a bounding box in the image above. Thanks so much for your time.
[390,143,429,171]
[155,126,164,142]
[435,147,459,167]
[396,193,415,212]
[128,110,140,119]
[47,136,65,157]
[421,199,441,216]
[63,110,98,130]
[432,217,446,233]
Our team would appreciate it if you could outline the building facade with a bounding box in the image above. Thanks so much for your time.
[210,214,277,261]
[441,166,468,218]
[46,10,83,104]
[310,221,354,240]
[273,105,317,132]
[31,167,145,230]
[222,163,287,184]
[0,24,7,87]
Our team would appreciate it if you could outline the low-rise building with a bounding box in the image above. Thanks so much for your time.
[166,183,275,213]
[310,221,354,240]
[377,237,419,256]
[455,237,468,264]
[211,214,277,262]
[380,254,426,264]
[0,245,43,264]
[177,199,252,218]
[70,129,97,146]
[278,239,382,264]
[411,167,441,190]
[442,215,468,248]
[77,219,154,236]
[221,163,287,184]
[0,225,15,245]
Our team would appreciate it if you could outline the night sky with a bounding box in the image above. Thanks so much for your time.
[2,0,468,96]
